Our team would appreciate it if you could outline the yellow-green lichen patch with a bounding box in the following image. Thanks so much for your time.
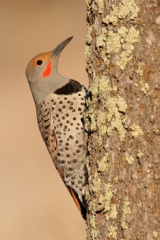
[130,124,144,138]
[108,225,117,239]
[125,152,134,164]
[96,27,107,47]
[85,106,97,132]
[98,153,109,172]
[88,76,99,96]
[96,75,128,142]
[106,95,127,141]
[85,45,92,58]
[87,75,128,142]
[103,0,139,25]
[90,226,98,239]
[153,123,159,134]
[121,196,131,229]
[86,26,93,44]
[99,183,113,212]
[106,31,121,53]
[90,114,97,132]
[137,201,142,208]
[97,111,107,145]
[153,231,158,238]
[137,149,143,158]
[95,0,104,14]
[110,204,118,219]
[89,203,99,240]
[88,199,96,212]
[106,26,139,70]
[91,170,102,193]
[114,176,119,183]
[137,62,144,77]
[98,183,117,221]
[90,214,96,228]
[98,76,113,95]
[140,79,149,94]
[89,203,96,227]
[137,62,149,94]
[117,27,139,69]
[101,49,109,63]
[116,95,128,112]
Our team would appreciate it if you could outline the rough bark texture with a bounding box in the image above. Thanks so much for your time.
[85,0,160,239]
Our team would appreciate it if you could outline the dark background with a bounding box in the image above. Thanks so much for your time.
[0,1,88,239]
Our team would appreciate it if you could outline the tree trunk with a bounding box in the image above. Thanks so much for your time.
[85,0,160,239]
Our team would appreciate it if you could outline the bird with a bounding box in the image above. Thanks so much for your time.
[26,36,88,219]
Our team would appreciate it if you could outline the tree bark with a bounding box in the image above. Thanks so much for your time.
[85,0,160,239]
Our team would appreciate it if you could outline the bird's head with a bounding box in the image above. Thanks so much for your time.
[26,36,73,103]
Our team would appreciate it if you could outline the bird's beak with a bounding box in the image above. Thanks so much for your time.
[52,36,73,56]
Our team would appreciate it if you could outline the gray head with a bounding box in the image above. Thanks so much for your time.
[26,36,73,104]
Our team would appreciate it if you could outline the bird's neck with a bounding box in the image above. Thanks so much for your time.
[30,71,69,104]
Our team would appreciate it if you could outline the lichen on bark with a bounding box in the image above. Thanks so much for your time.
[85,0,160,239]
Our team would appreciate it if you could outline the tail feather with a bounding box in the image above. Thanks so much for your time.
[68,186,87,220]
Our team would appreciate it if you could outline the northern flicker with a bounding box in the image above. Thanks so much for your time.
[26,37,87,219]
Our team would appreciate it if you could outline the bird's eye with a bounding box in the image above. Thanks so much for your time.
[37,60,43,65]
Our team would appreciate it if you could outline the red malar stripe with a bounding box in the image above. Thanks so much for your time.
[43,61,52,77]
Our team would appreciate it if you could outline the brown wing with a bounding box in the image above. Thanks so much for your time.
[36,100,57,162]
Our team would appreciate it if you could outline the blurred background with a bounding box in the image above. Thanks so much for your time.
[0,1,88,239]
